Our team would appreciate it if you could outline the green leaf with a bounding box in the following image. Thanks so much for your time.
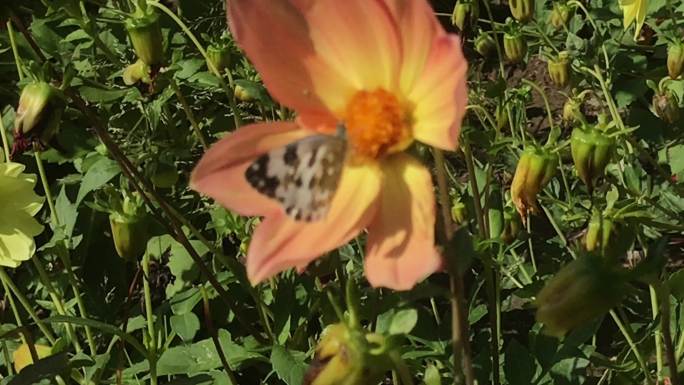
[270,345,307,385]
[79,86,131,103]
[389,308,418,335]
[170,312,201,342]
[668,269,684,301]
[75,156,120,205]
[8,352,69,385]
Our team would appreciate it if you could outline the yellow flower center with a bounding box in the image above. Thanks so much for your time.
[344,89,411,159]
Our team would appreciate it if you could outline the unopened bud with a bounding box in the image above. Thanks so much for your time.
[550,2,572,30]
[570,124,614,190]
[667,41,684,79]
[206,44,231,74]
[509,0,534,22]
[475,32,497,57]
[535,255,630,337]
[451,199,467,225]
[126,10,164,66]
[123,59,151,85]
[12,81,64,157]
[652,89,680,124]
[109,193,149,260]
[503,32,526,63]
[511,146,557,218]
[548,51,570,88]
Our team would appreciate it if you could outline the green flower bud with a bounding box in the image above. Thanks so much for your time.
[451,1,478,31]
[550,2,572,30]
[535,255,630,337]
[503,32,526,63]
[509,0,534,22]
[652,89,680,124]
[109,216,148,260]
[584,209,615,255]
[451,199,467,225]
[12,81,65,157]
[667,41,684,79]
[234,80,262,102]
[123,59,151,86]
[570,124,614,190]
[304,324,386,385]
[206,44,231,74]
[495,104,509,130]
[547,51,570,88]
[126,10,164,66]
[511,146,557,218]
[501,205,522,244]
[475,32,497,57]
[562,96,583,124]
[108,192,149,260]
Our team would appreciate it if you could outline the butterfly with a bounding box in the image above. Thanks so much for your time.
[245,125,347,222]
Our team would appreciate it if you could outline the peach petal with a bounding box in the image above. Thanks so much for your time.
[364,154,442,290]
[247,163,382,284]
[228,0,341,122]
[190,122,313,217]
[305,0,401,111]
[410,35,468,151]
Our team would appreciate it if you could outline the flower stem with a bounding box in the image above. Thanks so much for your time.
[142,252,158,385]
[147,0,242,129]
[170,78,209,151]
[650,285,663,382]
[432,148,474,385]
[656,283,680,385]
[0,267,56,344]
[7,20,25,81]
[610,309,651,383]
[201,286,238,385]
[34,150,98,354]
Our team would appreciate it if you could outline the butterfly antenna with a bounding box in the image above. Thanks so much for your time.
[335,123,347,139]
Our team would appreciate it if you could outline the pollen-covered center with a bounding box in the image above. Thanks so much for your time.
[344,89,412,159]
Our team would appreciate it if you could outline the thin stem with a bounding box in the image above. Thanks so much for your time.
[526,219,538,273]
[170,79,209,151]
[142,253,158,385]
[610,310,651,384]
[201,287,238,385]
[0,109,9,161]
[147,0,242,128]
[432,149,474,385]
[1,274,28,347]
[521,79,559,146]
[7,21,25,81]
[35,151,97,353]
[650,285,663,383]
[0,267,56,344]
[658,284,680,385]
[389,351,415,385]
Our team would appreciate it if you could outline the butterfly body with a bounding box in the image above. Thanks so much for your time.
[245,128,347,222]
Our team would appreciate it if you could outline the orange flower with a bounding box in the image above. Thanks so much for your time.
[191,0,468,290]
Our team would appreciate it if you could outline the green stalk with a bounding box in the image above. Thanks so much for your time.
[650,285,663,382]
[657,284,680,385]
[142,253,158,385]
[7,21,25,81]
[170,79,209,151]
[610,310,651,383]
[34,151,97,354]
[147,0,242,129]
[0,108,9,160]
[1,274,28,347]
[433,149,474,385]
[0,267,56,344]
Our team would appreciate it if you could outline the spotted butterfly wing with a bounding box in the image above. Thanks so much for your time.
[245,131,347,222]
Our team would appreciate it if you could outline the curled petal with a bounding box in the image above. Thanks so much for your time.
[409,35,468,151]
[364,154,442,290]
[306,0,401,108]
[247,163,381,284]
[190,122,313,217]
[228,0,339,125]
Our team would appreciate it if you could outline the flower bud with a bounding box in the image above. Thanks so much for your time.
[126,10,164,66]
[304,324,385,385]
[501,205,522,244]
[123,59,151,85]
[206,44,231,74]
[12,81,65,157]
[495,104,509,130]
[547,51,570,88]
[535,255,630,337]
[451,1,478,31]
[503,32,526,63]
[584,209,615,255]
[509,0,534,22]
[570,124,614,190]
[652,89,680,124]
[109,193,149,260]
[234,80,262,102]
[668,41,684,79]
[511,146,557,218]
[13,343,52,373]
[475,32,497,57]
[562,96,582,124]
[550,2,572,30]
[451,199,467,225]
